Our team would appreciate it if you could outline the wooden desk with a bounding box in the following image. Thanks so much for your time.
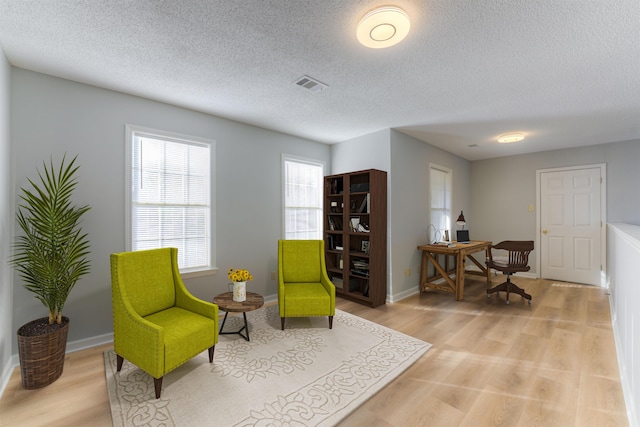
[417,240,492,300]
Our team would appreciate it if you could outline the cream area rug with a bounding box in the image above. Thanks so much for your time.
[104,305,431,427]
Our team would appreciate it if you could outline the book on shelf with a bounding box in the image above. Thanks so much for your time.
[358,193,370,213]
[334,277,359,290]
[352,260,369,270]
[328,235,343,250]
[351,268,369,277]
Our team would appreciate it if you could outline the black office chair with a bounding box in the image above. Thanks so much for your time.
[485,241,533,304]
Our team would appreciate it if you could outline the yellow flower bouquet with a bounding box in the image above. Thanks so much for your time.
[227,268,253,283]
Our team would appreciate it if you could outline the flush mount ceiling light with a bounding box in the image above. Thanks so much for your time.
[497,132,525,143]
[357,6,410,49]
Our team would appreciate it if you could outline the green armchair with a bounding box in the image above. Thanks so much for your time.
[278,240,336,330]
[110,248,218,399]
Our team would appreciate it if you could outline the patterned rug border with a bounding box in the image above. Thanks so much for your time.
[105,306,432,426]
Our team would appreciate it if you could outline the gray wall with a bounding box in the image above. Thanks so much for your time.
[471,140,640,275]
[329,128,393,298]
[330,129,472,301]
[331,129,392,175]
[0,49,12,387]
[389,130,470,299]
[10,68,331,351]
[5,64,639,398]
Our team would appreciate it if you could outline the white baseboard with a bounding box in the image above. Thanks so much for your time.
[0,357,15,401]
[66,331,114,354]
[389,286,420,303]
[0,331,115,400]
[263,293,278,305]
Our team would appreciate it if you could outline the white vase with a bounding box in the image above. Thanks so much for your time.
[233,281,247,302]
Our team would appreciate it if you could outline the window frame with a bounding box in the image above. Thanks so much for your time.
[125,124,216,277]
[281,154,325,240]
[429,163,453,240]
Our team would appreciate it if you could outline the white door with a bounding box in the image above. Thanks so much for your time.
[539,166,604,285]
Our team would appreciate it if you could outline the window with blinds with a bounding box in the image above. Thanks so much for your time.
[283,155,324,240]
[430,164,452,236]
[127,125,213,272]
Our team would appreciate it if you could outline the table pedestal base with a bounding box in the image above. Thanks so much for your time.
[219,311,250,341]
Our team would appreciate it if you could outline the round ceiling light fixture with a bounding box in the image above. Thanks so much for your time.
[357,6,410,49]
[497,132,526,143]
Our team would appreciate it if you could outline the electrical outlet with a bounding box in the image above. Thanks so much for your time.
[528,204,535,212]
[271,271,276,280]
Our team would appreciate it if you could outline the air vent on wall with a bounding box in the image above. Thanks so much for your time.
[294,75,328,92]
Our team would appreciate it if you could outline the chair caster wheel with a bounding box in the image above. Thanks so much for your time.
[528,300,532,305]
[506,300,510,305]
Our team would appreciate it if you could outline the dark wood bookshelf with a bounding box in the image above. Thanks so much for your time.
[323,169,387,307]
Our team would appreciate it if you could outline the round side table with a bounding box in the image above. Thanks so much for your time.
[213,291,264,341]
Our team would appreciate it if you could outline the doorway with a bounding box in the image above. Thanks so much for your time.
[536,164,606,286]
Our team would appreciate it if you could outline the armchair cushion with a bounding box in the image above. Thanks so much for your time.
[281,283,333,317]
[145,307,216,372]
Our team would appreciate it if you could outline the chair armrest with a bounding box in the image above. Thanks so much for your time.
[278,274,286,317]
[320,273,336,297]
[174,276,219,324]
[176,290,219,322]
[113,297,165,378]
[320,270,336,313]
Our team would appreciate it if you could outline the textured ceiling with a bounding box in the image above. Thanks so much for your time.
[0,0,638,160]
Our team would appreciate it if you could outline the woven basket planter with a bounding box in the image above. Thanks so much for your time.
[17,317,69,389]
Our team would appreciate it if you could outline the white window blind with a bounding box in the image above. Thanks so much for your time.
[283,156,323,240]
[430,164,452,236]
[128,127,212,271]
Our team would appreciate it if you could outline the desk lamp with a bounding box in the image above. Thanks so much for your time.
[456,211,466,229]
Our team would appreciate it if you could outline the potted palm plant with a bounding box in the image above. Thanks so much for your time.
[11,154,91,389]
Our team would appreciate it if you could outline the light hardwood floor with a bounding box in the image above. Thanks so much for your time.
[0,277,629,427]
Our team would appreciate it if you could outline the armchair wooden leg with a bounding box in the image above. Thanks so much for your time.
[281,317,285,330]
[329,316,333,329]
[116,354,124,372]
[208,345,215,363]
[154,377,163,399]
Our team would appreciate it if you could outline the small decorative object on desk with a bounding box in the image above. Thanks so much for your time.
[227,268,253,302]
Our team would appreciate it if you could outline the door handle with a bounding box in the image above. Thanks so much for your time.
[542,229,548,234]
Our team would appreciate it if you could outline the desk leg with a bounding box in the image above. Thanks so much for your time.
[419,251,428,292]
[484,246,491,284]
[426,252,457,292]
[456,252,465,300]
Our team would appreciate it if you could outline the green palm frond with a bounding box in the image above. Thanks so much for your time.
[11,154,91,324]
